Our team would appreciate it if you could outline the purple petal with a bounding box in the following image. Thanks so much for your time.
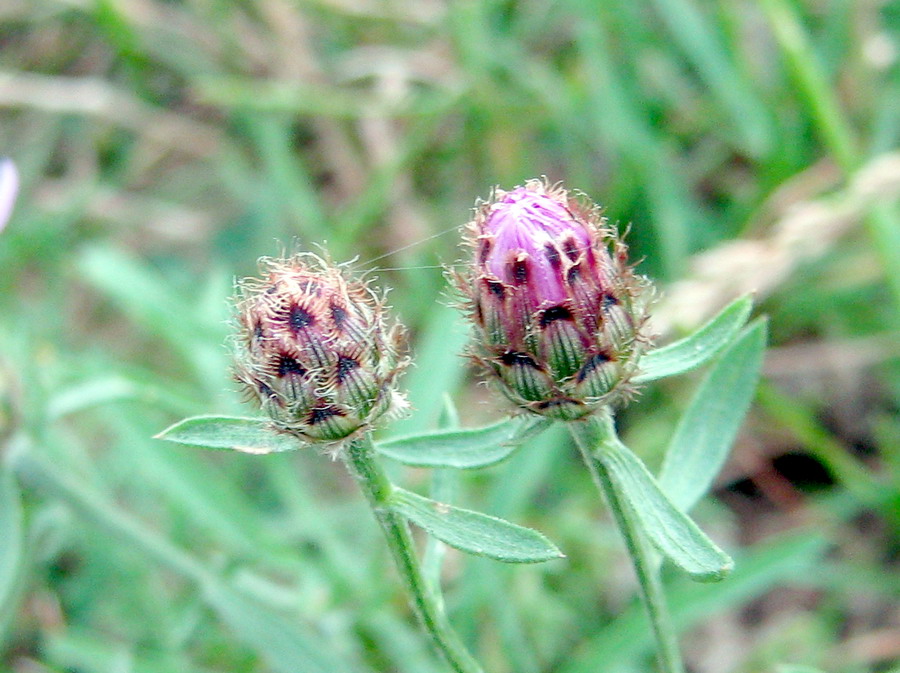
[0,158,19,233]
[483,187,591,304]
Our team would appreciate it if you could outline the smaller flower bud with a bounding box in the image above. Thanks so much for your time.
[233,254,408,448]
[457,180,652,420]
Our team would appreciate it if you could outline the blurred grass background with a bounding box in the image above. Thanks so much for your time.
[1,0,899,672]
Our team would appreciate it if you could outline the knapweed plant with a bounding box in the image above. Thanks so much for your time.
[158,180,766,673]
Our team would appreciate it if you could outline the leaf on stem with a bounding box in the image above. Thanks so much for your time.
[389,487,564,563]
[155,415,303,454]
[375,417,550,468]
[634,295,753,383]
[660,320,767,512]
[597,439,733,581]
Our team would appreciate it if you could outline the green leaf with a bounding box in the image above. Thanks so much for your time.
[14,450,363,673]
[204,583,369,673]
[387,304,475,436]
[558,533,828,673]
[48,375,196,419]
[0,466,25,633]
[77,246,230,394]
[597,440,733,581]
[155,415,303,454]
[660,320,767,512]
[649,0,774,156]
[389,487,564,564]
[634,295,753,383]
[376,417,550,468]
[422,396,462,601]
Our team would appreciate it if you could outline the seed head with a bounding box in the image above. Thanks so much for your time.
[233,254,408,449]
[457,180,652,420]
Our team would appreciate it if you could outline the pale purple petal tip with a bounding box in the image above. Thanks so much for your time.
[0,158,19,233]
[483,187,590,304]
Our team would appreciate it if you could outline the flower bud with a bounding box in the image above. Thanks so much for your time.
[457,180,652,420]
[233,254,408,447]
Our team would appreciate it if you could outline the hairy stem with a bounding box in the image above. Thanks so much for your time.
[343,435,484,673]
[568,413,685,673]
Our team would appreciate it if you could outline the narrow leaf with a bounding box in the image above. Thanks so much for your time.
[661,320,767,511]
[634,295,752,383]
[559,533,827,673]
[597,441,733,581]
[15,450,363,673]
[155,415,303,454]
[0,467,25,632]
[422,396,462,602]
[649,0,774,156]
[48,375,196,419]
[390,487,563,563]
[376,417,550,468]
[388,303,471,436]
[204,584,369,673]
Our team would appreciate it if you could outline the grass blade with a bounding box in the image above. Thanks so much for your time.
[204,583,370,673]
[0,465,25,637]
[649,0,773,156]
[559,533,828,673]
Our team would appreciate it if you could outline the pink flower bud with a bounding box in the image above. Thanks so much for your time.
[233,254,408,447]
[458,180,652,420]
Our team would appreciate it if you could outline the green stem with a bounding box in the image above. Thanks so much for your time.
[343,435,484,673]
[568,413,685,673]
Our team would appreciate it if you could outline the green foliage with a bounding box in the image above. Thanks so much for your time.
[389,487,563,564]
[634,295,754,384]
[559,533,830,673]
[157,415,306,453]
[376,417,551,468]
[571,418,733,583]
[0,467,24,639]
[2,0,897,671]
[660,319,768,512]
